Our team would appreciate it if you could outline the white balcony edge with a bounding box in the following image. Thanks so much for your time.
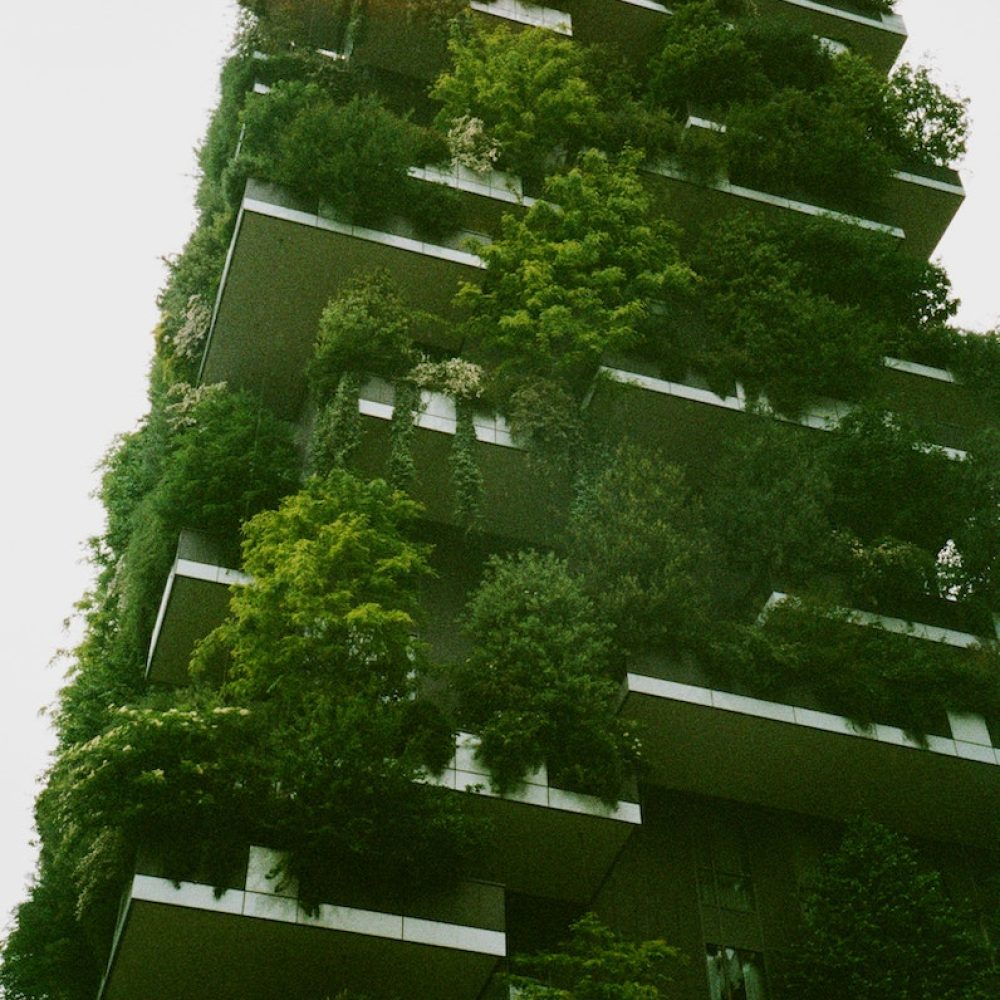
[644,162,905,240]
[424,732,642,824]
[470,0,572,34]
[126,873,506,956]
[358,384,521,450]
[883,356,956,383]
[625,673,1000,765]
[598,366,969,461]
[763,590,998,648]
[145,557,250,676]
[408,164,537,208]
[242,198,486,270]
[893,168,965,197]
[776,0,906,34]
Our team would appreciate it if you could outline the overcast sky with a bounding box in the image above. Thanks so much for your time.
[0,0,997,951]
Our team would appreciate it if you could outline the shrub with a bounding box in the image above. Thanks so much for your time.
[455,551,638,803]
[459,149,693,389]
[431,24,599,181]
[309,270,416,402]
[783,818,996,1000]
[568,444,714,655]
[511,913,684,999]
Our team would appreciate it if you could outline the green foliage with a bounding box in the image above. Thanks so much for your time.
[309,270,417,402]
[568,444,714,656]
[703,421,837,609]
[460,149,693,389]
[199,471,430,698]
[387,379,420,491]
[239,82,423,225]
[450,400,483,525]
[190,471,475,894]
[692,215,885,413]
[432,24,599,180]
[887,64,969,169]
[511,913,684,999]
[650,3,833,113]
[308,373,363,475]
[726,54,894,214]
[715,599,1000,737]
[783,818,995,1000]
[825,408,960,553]
[456,551,638,803]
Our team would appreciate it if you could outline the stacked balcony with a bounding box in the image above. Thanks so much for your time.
[99,846,505,1000]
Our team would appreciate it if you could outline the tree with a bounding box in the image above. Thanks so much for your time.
[431,23,599,180]
[192,471,474,897]
[783,818,995,1000]
[511,912,684,999]
[455,551,637,803]
[567,443,714,655]
[459,149,693,392]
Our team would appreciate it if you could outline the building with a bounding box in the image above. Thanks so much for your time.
[4,2,998,999]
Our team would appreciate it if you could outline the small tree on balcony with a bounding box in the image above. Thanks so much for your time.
[459,148,693,399]
[431,24,598,181]
[456,551,638,804]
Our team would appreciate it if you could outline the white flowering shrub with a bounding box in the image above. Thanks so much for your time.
[172,294,212,361]
[408,357,484,400]
[164,381,229,430]
[446,114,501,175]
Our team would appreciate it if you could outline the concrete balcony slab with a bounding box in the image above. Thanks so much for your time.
[621,672,1000,848]
[99,847,504,1000]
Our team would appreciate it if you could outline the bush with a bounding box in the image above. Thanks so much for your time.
[309,270,417,401]
[783,818,996,1000]
[568,444,714,655]
[455,551,638,803]
[510,913,684,999]
[240,83,417,224]
[431,24,599,181]
[459,149,693,390]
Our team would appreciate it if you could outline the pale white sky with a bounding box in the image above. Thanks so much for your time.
[0,0,996,953]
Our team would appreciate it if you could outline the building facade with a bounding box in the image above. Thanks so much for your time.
[5,2,998,999]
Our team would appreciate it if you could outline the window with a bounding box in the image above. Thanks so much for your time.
[697,826,755,912]
[706,944,769,1000]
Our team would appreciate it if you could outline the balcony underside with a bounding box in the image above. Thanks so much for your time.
[199,182,481,420]
[622,674,1000,849]
[757,0,905,72]
[433,734,641,903]
[353,0,903,77]
[645,164,962,261]
[100,873,504,1000]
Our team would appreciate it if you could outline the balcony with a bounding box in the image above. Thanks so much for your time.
[757,0,906,72]
[586,364,968,486]
[347,0,572,81]
[427,732,641,902]
[199,179,486,420]
[643,150,964,261]
[351,378,571,542]
[99,845,505,1000]
[620,672,1000,848]
[146,531,248,685]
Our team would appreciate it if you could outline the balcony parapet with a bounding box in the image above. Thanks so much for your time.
[592,365,969,471]
[424,732,640,901]
[99,845,505,1000]
[146,531,249,685]
[620,671,1000,847]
